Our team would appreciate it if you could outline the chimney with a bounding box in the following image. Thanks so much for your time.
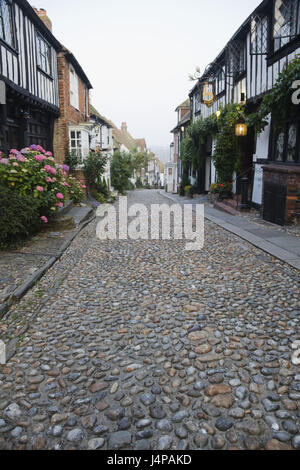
[121,122,127,133]
[33,8,52,32]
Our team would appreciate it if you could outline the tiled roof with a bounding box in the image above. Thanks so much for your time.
[90,105,112,128]
[175,99,190,111]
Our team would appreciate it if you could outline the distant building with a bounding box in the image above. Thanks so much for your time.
[166,99,190,193]
[90,105,114,188]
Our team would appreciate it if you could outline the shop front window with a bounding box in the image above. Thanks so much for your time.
[287,123,297,162]
[274,127,285,161]
[272,120,300,163]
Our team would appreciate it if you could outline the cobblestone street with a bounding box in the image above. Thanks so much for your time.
[0,190,299,450]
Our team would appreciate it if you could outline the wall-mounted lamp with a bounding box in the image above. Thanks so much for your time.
[216,110,221,118]
[235,123,248,137]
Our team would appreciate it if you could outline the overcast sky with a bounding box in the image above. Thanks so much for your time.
[31,0,261,160]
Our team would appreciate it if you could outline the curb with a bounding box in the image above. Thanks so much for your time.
[158,190,300,271]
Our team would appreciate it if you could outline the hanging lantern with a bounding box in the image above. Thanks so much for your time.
[235,122,248,136]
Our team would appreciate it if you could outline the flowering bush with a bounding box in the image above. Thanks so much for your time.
[0,185,41,249]
[209,181,233,195]
[0,146,84,224]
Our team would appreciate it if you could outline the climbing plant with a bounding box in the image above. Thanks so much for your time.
[247,56,300,134]
[213,103,245,183]
[180,114,218,171]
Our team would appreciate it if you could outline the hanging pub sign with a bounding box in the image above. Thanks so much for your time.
[200,81,215,107]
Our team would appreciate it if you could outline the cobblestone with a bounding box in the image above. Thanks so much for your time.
[0,190,299,450]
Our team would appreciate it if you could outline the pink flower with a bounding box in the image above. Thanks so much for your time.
[0,158,9,165]
[36,186,44,192]
[37,145,46,154]
[56,202,64,208]
[63,182,70,187]
[44,165,57,175]
[16,155,27,162]
[10,149,19,155]
[40,216,48,224]
[56,193,64,200]
[35,155,45,162]
[46,177,54,183]
[81,185,87,189]
[45,151,53,157]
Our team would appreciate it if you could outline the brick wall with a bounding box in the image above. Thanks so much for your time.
[53,52,90,164]
[263,165,300,224]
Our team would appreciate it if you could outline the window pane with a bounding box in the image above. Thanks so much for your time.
[70,131,75,139]
[1,1,15,47]
[274,128,285,161]
[287,123,297,162]
[273,0,298,51]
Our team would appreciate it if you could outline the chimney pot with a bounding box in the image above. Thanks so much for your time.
[34,7,52,32]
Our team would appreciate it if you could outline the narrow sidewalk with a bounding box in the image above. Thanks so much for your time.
[159,190,300,271]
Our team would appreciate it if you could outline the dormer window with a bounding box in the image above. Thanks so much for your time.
[273,0,300,51]
[0,0,15,49]
[36,34,51,75]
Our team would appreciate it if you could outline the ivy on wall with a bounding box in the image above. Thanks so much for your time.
[247,56,300,134]
[180,103,245,184]
[213,103,245,183]
[180,114,218,171]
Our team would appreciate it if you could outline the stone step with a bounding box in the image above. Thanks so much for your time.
[67,206,94,227]
[214,201,240,216]
[56,200,73,217]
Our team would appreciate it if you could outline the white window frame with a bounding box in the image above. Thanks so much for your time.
[69,129,83,163]
[70,64,79,110]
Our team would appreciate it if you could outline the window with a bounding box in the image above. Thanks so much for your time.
[227,40,246,80]
[215,67,225,95]
[36,34,51,75]
[85,87,89,116]
[193,90,201,114]
[0,0,15,48]
[69,130,82,163]
[271,120,300,163]
[70,65,79,109]
[273,0,300,51]
[250,15,269,55]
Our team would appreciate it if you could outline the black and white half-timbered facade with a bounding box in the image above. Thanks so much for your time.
[189,0,300,225]
[0,0,60,153]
